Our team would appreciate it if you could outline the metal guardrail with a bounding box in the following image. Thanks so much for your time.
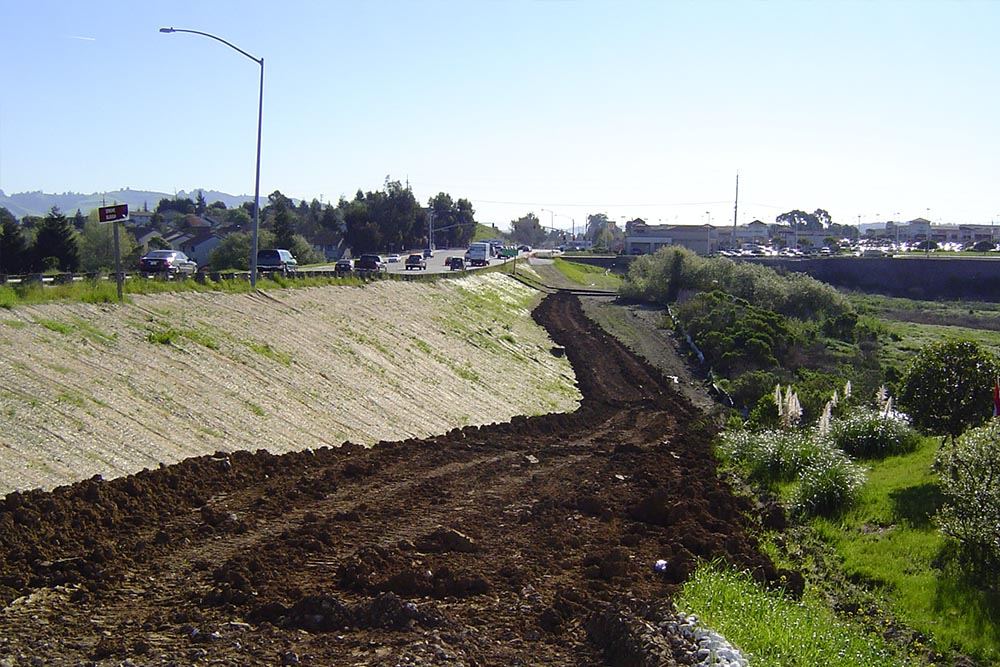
[0,259,505,287]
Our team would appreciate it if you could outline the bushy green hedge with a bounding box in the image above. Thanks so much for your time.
[937,421,1000,580]
[829,408,922,459]
[622,246,853,325]
[676,291,791,374]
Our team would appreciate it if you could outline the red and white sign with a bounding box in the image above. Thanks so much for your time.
[98,204,129,222]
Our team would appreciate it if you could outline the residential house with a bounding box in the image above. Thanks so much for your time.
[130,226,165,252]
[177,230,221,267]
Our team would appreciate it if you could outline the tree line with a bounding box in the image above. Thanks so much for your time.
[0,178,480,274]
[0,192,860,275]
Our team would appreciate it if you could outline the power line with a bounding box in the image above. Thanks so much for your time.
[470,198,734,208]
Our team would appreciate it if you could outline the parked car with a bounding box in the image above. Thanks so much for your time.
[138,250,198,277]
[387,254,402,263]
[354,254,387,275]
[256,248,298,275]
[405,254,427,270]
[334,257,353,274]
[448,256,466,271]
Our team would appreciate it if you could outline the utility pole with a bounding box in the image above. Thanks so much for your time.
[428,209,435,253]
[732,172,739,249]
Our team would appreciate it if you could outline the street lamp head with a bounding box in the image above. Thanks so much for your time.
[159,27,175,33]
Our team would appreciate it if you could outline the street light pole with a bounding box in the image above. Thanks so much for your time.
[159,27,264,287]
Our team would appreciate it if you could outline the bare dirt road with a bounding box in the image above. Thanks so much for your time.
[0,283,785,666]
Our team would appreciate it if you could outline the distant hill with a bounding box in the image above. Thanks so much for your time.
[0,188,254,219]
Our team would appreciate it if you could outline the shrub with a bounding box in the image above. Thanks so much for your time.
[718,428,823,484]
[719,424,866,518]
[897,339,1000,439]
[936,421,1000,579]
[829,408,922,459]
[676,291,791,374]
[726,369,782,413]
[621,246,855,324]
[793,445,866,518]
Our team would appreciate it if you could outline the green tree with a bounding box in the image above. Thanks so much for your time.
[224,206,251,227]
[936,420,1000,580]
[0,213,25,274]
[897,339,1000,440]
[78,218,138,273]
[426,192,476,249]
[287,234,323,265]
[454,198,476,247]
[209,230,275,271]
[511,213,545,247]
[428,192,456,248]
[72,208,87,231]
[267,191,297,250]
[32,206,80,272]
[585,213,610,246]
[776,209,828,232]
[155,197,195,215]
[0,207,27,274]
[341,194,379,253]
[195,190,207,215]
[205,201,228,222]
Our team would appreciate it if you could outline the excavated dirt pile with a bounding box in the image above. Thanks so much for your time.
[0,292,789,666]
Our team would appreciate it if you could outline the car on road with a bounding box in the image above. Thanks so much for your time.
[448,256,466,271]
[387,254,402,263]
[354,254,387,275]
[422,248,434,258]
[138,250,198,278]
[334,258,353,274]
[256,248,298,275]
[405,254,427,270]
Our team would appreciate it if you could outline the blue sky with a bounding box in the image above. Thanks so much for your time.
[2,0,999,232]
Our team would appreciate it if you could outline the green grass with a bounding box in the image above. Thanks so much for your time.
[145,326,219,350]
[851,294,1000,369]
[677,563,905,666]
[245,401,266,417]
[703,292,1000,664]
[471,224,504,242]
[808,437,1000,663]
[0,272,381,308]
[246,340,292,365]
[36,318,74,335]
[552,258,623,290]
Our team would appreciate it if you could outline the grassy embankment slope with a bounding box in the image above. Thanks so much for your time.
[0,272,580,495]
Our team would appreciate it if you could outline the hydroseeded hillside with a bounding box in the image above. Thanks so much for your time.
[0,274,580,494]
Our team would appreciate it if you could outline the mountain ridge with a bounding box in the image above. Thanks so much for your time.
[0,188,254,219]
